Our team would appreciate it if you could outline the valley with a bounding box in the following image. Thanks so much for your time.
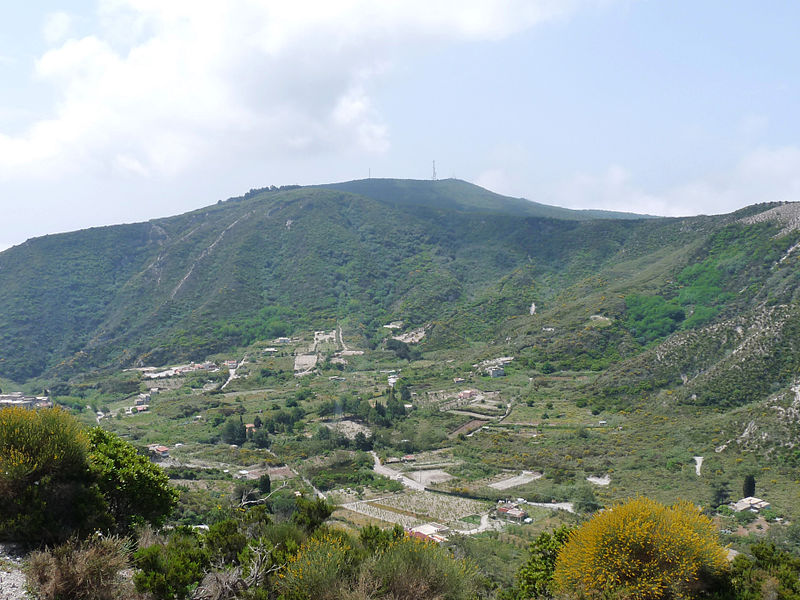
[2,179,800,592]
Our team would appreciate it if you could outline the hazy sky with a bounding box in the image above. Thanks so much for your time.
[1,1,799,250]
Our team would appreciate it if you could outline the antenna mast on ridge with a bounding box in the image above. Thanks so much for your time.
[432,160,437,181]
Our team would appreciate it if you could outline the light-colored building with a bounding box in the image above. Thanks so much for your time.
[0,392,50,410]
[487,366,505,378]
[732,497,770,512]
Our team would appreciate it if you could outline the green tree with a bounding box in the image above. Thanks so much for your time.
[292,496,333,533]
[730,541,800,599]
[205,518,247,564]
[251,428,270,448]
[743,474,756,498]
[221,417,246,445]
[507,525,573,599]
[87,428,178,533]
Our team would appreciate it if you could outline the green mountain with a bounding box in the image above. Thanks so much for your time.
[1,178,799,422]
[323,178,649,220]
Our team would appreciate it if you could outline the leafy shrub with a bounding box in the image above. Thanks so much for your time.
[133,528,210,600]
[506,525,573,599]
[25,534,133,600]
[730,541,800,599]
[625,295,685,343]
[205,518,247,564]
[553,497,728,599]
[88,428,178,533]
[366,535,479,600]
[291,496,333,533]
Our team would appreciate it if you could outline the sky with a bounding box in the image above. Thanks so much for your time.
[1,0,800,250]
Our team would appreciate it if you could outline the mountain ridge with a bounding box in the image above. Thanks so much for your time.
[1,179,798,404]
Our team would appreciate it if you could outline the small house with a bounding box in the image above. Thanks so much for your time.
[148,444,170,459]
[498,503,528,521]
[733,497,770,512]
[487,366,505,378]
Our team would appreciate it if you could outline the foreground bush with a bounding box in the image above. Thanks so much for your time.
[504,525,573,599]
[1,407,178,544]
[25,534,133,600]
[0,406,108,544]
[133,527,210,600]
[88,427,178,534]
[275,530,357,600]
[366,535,479,600]
[553,497,728,599]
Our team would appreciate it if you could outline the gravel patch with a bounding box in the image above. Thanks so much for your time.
[0,544,30,600]
[489,471,543,490]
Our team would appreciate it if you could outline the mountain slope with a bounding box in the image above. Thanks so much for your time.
[1,180,798,401]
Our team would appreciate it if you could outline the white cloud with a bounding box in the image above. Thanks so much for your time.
[548,146,800,216]
[43,11,73,45]
[0,0,599,182]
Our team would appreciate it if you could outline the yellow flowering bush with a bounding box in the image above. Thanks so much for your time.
[1,407,104,543]
[275,531,355,600]
[0,406,89,493]
[553,497,728,599]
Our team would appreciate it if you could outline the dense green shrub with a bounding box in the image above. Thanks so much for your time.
[625,295,685,343]
[88,428,179,533]
[366,535,479,600]
[730,541,800,599]
[275,530,357,600]
[133,528,210,600]
[503,526,573,599]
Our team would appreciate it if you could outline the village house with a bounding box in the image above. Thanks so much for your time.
[147,444,170,459]
[407,523,448,543]
[497,503,528,521]
[487,366,505,378]
[0,392,52,410]
[733,497,770,512]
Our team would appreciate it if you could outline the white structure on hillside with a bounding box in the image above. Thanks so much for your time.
[732,497,770,512]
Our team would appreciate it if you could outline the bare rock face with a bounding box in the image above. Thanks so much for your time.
[740,202,800,236]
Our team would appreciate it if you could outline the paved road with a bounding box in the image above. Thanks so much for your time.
[370,451,425,491]
[459,513,495,535]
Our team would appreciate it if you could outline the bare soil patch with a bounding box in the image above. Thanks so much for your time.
[408,469,454,486]
[489,471,543,490]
